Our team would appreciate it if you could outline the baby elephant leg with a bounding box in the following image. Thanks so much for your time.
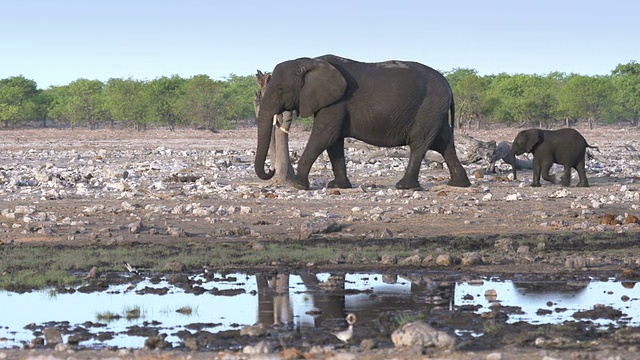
[575,159,589,187]
[560,165,572,186]
[540,161,556,184]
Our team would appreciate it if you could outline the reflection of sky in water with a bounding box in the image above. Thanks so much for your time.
[0,273,413,349]
[0,274,637,349]
[454,278,640,327]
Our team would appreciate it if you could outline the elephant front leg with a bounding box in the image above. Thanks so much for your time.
[326,140,353,189]
[531,160,542,187]
[396,146,426,190]
[538,159,556,186]
[293,127,337,190]
[560,165,572,186]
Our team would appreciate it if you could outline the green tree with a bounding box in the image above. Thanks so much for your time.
[145,75,186,130]
[103,77,148,130]
[446,68,488,129]
[484,73,522,124]
[484,73,561,127]
[221,74,257,121]
[46,85,72,125]
[0,76,39,128]
[50,79,106,128]
[558,74,614,128]
[32,90,55,127]
[177,75,230,131]
[610,61,640,125]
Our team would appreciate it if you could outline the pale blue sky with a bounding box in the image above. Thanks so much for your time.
[1,0,638,89]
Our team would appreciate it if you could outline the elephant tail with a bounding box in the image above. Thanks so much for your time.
[449,97,456,130]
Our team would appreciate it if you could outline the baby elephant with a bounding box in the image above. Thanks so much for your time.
[510,128,597,187]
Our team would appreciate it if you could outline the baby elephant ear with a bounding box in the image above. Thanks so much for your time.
[298,59,347,118]
[525,129,542,152]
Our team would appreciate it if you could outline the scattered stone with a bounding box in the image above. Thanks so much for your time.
[300,218,340,240]
[128,221,143,234]
[565,256,588,270]
[280,347,302,360]
[461,252,483,266]
[240,323,267,337]
[494,238,514,252]
[163,261,186,272]
[183,336,200,351]
[242,340,274,354]
[505,193,521,201]
[391,321,456,349]
[621,269,638,279]
[600,213,616,225]
[167,226,186,237]
[144,333,171,350]
[573,304,623,320]
[435,253,458,266]
[380,228,394,238]
[86,266,99,279]
[549,189,571,198]
[43,328,63,346]
[381,254,398,265]
[399,254,422,266]
[360,338,377,351]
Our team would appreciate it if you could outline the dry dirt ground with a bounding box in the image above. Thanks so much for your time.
[0,125,640,359]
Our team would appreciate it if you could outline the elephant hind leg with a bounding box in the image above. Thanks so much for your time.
[441,141,471,187]
[430,133,471,188]
[575,160,589,187]
[326,139,353,189]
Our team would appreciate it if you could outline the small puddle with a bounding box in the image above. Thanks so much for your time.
[0,272,637,349]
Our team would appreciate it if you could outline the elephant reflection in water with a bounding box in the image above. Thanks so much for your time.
[254,272,456,334]
[256,273,294,326]
[255,272,347,328]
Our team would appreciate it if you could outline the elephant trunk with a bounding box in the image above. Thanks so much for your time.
[255,110,275,180]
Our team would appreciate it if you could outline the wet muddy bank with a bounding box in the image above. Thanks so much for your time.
[1,233,640,359]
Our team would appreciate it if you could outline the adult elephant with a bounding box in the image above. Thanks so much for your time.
[255,55,471,190]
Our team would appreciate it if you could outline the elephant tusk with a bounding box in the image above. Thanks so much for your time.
[272,114,289,134]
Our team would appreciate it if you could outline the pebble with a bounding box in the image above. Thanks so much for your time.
[0,129,636,262]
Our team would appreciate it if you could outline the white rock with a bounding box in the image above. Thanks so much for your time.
[549,189,571,198]
[505,193,520,201]
[391,321,456,349]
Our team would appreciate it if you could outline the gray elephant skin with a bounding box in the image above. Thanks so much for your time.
[254,54,471,190]
[510,128,597,187]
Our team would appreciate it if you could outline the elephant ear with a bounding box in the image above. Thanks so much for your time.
[297,59,347,118]
[524,129,542,152]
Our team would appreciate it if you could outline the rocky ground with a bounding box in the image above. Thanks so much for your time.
[0,125,640,359]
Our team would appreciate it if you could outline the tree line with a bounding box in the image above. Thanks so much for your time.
[0,61,638,130]
[0,74,256,131]
[447,61,640,128]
